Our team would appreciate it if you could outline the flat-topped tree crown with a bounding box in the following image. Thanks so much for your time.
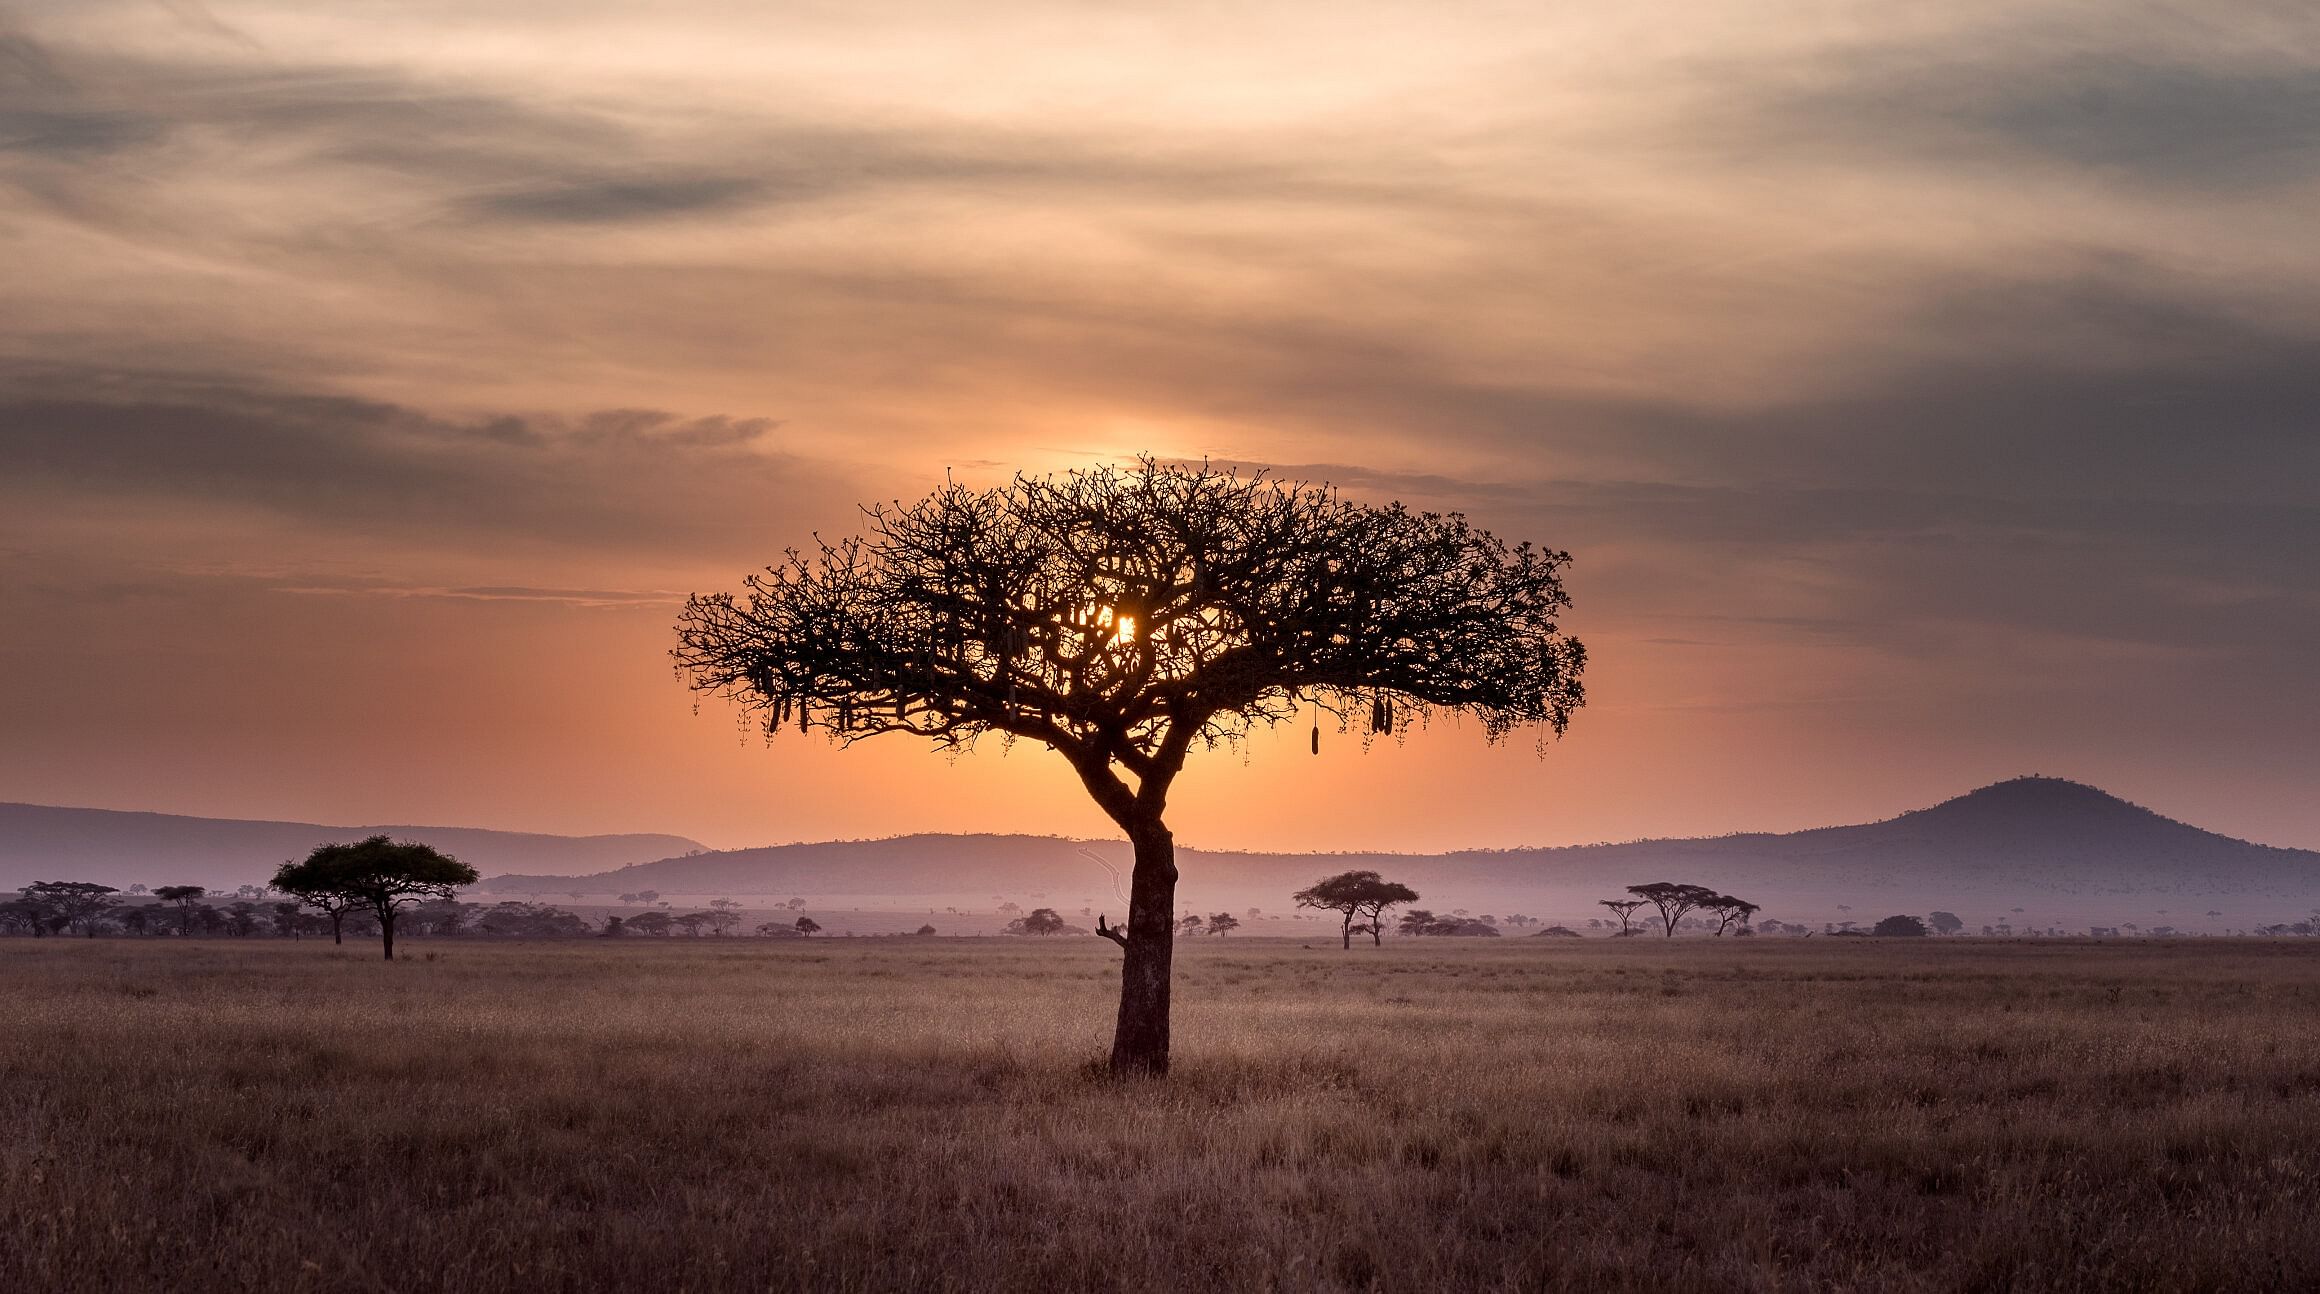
[675,458,1585,1075]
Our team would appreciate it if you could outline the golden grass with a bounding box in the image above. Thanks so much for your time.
[5,936,2320,1291]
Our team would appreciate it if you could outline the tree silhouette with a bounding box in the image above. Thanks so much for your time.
[1599,898,1647,937]
[1704,894,1759,936]
[1627,882,1720,937]
[1206,912,1240,936]
[1927,911,1964,936]
[154,885,207,937]
[272,836,477,960]
[21,881,119,937]
[1873,914,1930,937]
[795,916,821,936]
[676,459,1583,1075]
[1295,870,1422,949]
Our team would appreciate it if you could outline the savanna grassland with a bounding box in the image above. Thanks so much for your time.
[6,936,2320,1292]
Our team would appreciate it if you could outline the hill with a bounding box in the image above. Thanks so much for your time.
[481,778,2320,930]
[0,802,704,892]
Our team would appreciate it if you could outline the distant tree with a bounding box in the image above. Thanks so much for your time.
[265,863,358,944]
[408,899,470,936]
[1599,898,1647,937]
[705,908,741,937]
[602,915,627,937]
[1295,870,1420,949]
[476,902,589,937]
[1704,894,1759,936]
[116,905,150,936]
[0,897,50,936]
[225,902,260,937]
[629,911,673,936]
[1398,911,1502,936]
[997,901,1023,916]
[272,836,478,960]
[636,890,660,904]
[22,882,119,937]
[1535,926,1579,937]
[1873,914,1930,937]
[1627,882,1720,937]
[795,916,822,936]
[675,459,1585,1077]
[618,893,640,904]
[915,924,938,936]
[674,913,709,937]
[154,885,208,937]
[1206,912,1240,936]
[1177,913,1205,937]
[1927,911,1964,936]
[1502,914,1538,929]
[1015,907,1068,936]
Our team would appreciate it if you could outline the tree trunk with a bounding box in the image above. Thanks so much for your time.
[1109,822,1177,1077]
[1341,911,1353,950]
[380,911,396,961]
[1369,914,1384,946]
[330,912,344,945]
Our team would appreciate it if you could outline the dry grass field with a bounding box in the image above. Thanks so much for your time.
[6,935,2320,1292]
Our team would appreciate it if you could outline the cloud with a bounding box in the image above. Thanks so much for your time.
[461,174,770,224]
[0,368,851,562]
[1764,56,2320,188]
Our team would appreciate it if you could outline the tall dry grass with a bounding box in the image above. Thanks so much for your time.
[5,936,2319,1291]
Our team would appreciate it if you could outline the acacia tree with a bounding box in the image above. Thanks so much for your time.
[1705,894,1760,936]
[1599,898,1647,936]
[1206,912,1240,936]
[272,836,477,961]
[1628,882,1720,937]
[675,459,1584,1076]
[1295,870,1422,949]
[22,881,119,937]
[154,885,206,937]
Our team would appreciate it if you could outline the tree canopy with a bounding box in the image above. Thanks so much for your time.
[272,836,477,960]
[1295,870,1422,949]
[675,458,1584,1075]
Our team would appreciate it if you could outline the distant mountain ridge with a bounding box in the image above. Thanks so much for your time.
[478,778,2320,926]
[8,780,2315,927]
[0,802,704,891]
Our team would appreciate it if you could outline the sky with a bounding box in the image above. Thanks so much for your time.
[3,0,2317,854]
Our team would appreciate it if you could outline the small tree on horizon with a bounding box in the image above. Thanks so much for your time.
[1705,894,1759,936]
[795,916,822,936]
[675,459,1584,1075]
[1928,911,1964,936]
[1295,870,1421,949]
[1206,912,1240,936]
[1874,914,1930,937]
[272,836,478,960]
[1628,882,1720,937]
[154,885,207,937]
[1599,898,1647,937]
